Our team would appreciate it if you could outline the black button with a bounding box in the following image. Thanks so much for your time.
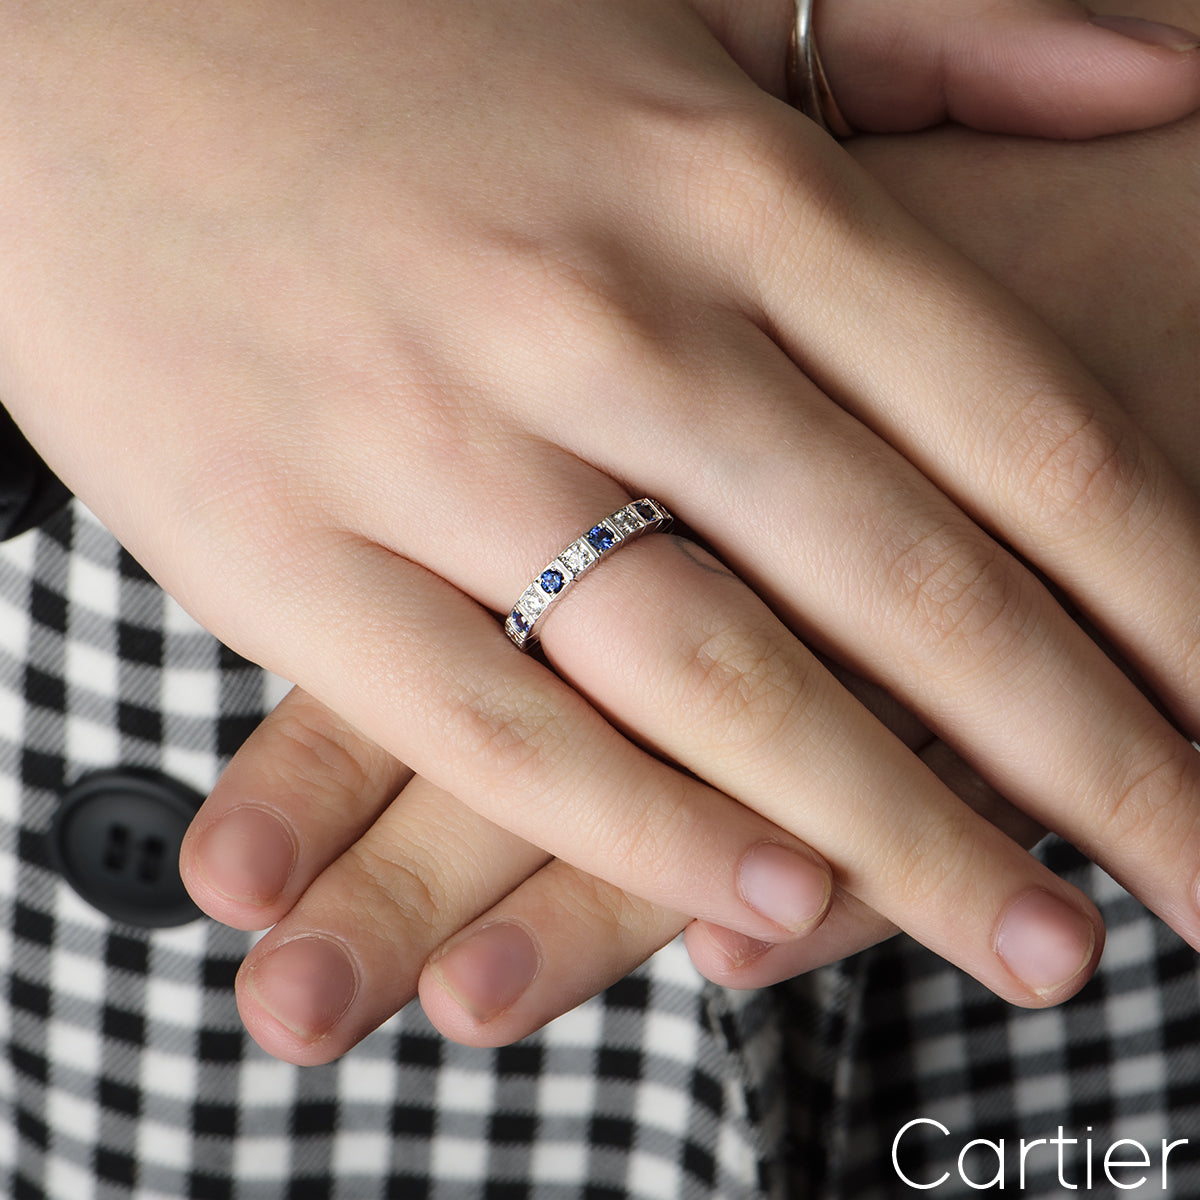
[48,769,204,928]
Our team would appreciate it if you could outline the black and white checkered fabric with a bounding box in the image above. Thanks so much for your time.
[776,842,1200,1197]
[0,502,792,1199]
[3,501,1199,1198]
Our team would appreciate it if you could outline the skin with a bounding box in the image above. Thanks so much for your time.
[3,0,1200,1056]
[187,106,1200,1055]
[185,12,1200,1058]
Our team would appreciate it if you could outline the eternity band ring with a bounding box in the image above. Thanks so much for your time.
[505,499,674,651]
[787,0,854,137]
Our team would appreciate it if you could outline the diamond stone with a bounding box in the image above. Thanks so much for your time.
[519,587,549,618]
[611,507,642,535]
[561,540,597,574]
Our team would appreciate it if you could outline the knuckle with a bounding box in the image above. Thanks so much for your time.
[673,616,810,759]
[705,119,853,266]
[263,703,383,806]
[625,92,855,274]
[880,523,1034,661]
[554,867,660,937]
[1001,395,1146,535]
[1089,745,1199,851]
[439,678,569,789]
[346,841,444,942]
[468,221,701,412]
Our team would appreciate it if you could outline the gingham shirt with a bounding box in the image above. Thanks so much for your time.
[3,500,1199,1198]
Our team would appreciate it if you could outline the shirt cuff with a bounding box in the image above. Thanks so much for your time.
[0,404,72,540]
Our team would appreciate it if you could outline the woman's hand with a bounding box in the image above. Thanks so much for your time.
[716,0,1200,136]
[185,677,1043,1057]
[186,58,1200,1059]
[6,0,1200,1052]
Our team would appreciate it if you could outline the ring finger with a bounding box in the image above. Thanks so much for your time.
[224,412,1111,1006]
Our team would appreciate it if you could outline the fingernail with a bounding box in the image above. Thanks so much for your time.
[995,890,1096,996]
[1090,14,1200,51]
[737,842,831,934]
[430,922,541,1024]
[245,936,357,1041]
[195,806,296,905]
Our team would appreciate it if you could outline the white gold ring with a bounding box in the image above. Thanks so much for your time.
[505,499,674,651]
[787,0,854,137]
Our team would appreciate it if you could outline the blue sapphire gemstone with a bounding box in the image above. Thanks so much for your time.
[540,569,565,594]
[510,610,530,634]
[635,501,657,521]
[587,524,616,552]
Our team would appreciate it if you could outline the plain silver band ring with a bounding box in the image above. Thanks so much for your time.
[787,0,854,137]
[505,499,674,651]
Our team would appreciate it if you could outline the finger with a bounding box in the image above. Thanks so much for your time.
[724,112,1200,742]
[421,864,874,1044]
[187,685,687,1054]
[819,0,1200,137]
[521,533,1106,1006]
[505,295,1189,974]
[185,687,650,1058]
[418,739,1045,1042]
[193,646,1045,1047]
[600,114,1200,943]
[234,774,552,1063]
[253,504,1106,1008]
[687,737,1050,989]
[687,889,894,990]
[417,734,1040,1042]
[180,686,412,930]
[241,750,1013,1055]
[192,640,1038,1049]
[200,689,822,1058]
[418,863,685,1048]
[219,529,835,948]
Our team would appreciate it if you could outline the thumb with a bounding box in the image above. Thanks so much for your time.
[819,0,1200,137]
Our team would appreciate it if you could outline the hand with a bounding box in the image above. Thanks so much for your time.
[7,0,1200,1052]
[189,100,1200,1064]
[185,87,1200,1057]
[186,675,1046,1057]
